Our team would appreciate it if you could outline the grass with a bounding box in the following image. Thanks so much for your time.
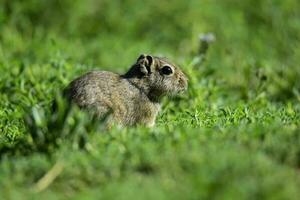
[1,0,300,199]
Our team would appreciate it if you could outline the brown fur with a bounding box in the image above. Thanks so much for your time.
[64,54,188,127]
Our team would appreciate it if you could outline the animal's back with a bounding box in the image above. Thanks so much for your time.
[65,71,120,116]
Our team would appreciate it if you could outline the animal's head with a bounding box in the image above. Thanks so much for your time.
[125,54,188,98]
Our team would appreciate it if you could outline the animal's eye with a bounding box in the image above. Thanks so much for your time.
[161,66,173,75]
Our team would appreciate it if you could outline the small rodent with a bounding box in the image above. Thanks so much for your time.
[64,54,188,127]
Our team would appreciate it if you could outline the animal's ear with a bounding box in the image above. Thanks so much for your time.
[137,54,146,62]
[137,54,154,75]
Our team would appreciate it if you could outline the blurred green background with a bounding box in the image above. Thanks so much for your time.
[1,0,300,199]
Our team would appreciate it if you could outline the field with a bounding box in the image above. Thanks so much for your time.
[1,0,300,199]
